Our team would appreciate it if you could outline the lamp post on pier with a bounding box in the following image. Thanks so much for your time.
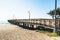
[28,10,30,22]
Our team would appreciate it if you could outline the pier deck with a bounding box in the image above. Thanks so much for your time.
[8,19,60,32]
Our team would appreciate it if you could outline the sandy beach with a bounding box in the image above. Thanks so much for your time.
[0,24,60,40]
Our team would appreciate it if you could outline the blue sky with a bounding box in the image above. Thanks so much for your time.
[0,0,60,21]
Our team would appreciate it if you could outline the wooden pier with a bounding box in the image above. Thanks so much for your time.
[8,18,60,32]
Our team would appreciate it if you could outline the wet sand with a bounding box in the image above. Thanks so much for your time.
[0,24,60,40]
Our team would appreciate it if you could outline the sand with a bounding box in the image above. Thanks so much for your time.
[0,24,60,40]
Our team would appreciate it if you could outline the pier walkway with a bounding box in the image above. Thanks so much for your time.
[8,19,55,32]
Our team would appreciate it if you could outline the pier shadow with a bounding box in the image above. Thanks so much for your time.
[17,25,53,32]
[17,25,37,30]
[37,26,53,32]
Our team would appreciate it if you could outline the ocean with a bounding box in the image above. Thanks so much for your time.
[0,20,10,24]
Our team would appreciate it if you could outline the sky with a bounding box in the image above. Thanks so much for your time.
[0,0,60,21]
